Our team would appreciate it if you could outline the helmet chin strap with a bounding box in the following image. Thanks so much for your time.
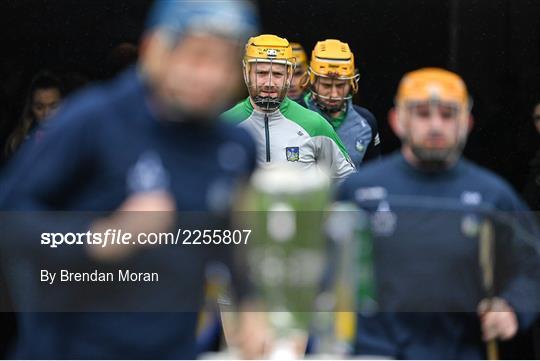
[313,93,347,114]
[310,76,352,115]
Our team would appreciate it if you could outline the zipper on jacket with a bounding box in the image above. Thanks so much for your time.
[264,113,271,162]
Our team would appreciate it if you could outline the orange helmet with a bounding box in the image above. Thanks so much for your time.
[308,39,359,112]
[396,68,470,109]
[309,39,359,93]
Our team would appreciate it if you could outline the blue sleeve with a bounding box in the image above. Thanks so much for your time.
[495,186,540,331]
[353,105,381,162]
[0,102,99,210]
[238,126,258,177]
[335,173,357,202]
[208,124,258,302]
[0,95,101,260]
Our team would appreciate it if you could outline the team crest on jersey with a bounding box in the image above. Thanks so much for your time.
[355,139,366,153]
[286,147,300,161]
[461,213,480,238]
[371,201,397,236]
[127,150,170,193]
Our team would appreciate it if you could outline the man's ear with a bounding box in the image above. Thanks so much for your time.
[389,107,404,138]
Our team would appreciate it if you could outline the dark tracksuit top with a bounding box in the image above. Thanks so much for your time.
[301,93,381,167]
[0,68,256,359]
[337,152,540,359]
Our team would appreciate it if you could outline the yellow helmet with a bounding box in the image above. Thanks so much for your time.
[309,39,359,93]
[242,34,296,111]
[396,67,470,109]
[244,34,295,64]
[290,42,308,68]
[395,68,471,164]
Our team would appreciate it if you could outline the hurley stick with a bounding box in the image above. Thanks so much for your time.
[479,218,498,360]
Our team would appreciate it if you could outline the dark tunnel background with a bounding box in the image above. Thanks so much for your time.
[1,0,540,191]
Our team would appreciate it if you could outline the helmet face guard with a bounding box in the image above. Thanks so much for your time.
[243,57,295,112]
[309,68,359,113]
[398,97,471,167]
[308,39,359,114]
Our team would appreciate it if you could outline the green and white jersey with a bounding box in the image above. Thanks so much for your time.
[223,97,355,180]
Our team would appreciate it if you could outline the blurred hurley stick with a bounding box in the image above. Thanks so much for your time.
[479,218,498,360]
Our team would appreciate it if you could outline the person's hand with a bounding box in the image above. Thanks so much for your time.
[235,311,272,359]
[221,303,274,359]
[478,297,518,341]
[87,191,176,261]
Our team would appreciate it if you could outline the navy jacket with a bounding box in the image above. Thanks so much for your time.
[338,152,540,359]
[302,94,381,167]
[0,68,256,359]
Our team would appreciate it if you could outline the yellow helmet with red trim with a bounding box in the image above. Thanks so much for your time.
[309,39,359,93]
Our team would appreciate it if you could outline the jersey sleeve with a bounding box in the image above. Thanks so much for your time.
[494,185,540,330]
[0,94,100,261]
[0,94,99,210]
[229,124,258,177]
[312,117,356,180]
[354,105,381,163]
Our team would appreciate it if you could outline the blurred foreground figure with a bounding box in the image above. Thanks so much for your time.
[0,0,263,358]
[337,68,540,359]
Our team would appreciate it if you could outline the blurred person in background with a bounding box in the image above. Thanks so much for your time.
[337,68,540,359]
[0,0,267,359]
[223,34,354,181]
[4,70,63,158]
[303,39,380,168]
[0,59,26,167]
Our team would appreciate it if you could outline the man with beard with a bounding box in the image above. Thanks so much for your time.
[0,0,268,358]
[336,68,540,358]
[223,34,354,181]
